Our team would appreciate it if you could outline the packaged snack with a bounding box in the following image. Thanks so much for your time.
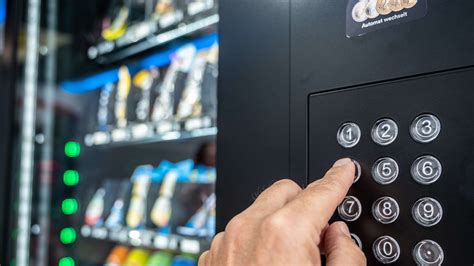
[124,249,150,266]
[115,66,132,128]
[85,188,106,226]
[105,245,130,266]
[126,165,153,228]
[146,251,174,266]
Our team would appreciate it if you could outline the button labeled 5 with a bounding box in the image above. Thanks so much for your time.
[372,157,399,185]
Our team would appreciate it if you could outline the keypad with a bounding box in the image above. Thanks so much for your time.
[337,122,361,148]
[333,115,445,264]
[372,235,401,264]
[413,240,444,266]
[338,196,362,222]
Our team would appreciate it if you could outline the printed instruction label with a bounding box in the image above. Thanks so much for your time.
[346,0,427,38]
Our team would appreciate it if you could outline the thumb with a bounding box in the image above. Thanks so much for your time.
[324,221,366,266]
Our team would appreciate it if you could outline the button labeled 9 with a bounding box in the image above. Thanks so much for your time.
[412,197,443,227]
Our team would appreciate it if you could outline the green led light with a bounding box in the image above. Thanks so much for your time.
[64,141,80,158]
[60,228,76,244]
[63,170,79,186]
[61,199,78,215]
[58,257,75,266]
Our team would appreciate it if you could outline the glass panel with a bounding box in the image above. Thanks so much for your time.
[9,0,218,264]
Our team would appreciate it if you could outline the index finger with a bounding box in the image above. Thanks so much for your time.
[276,158,355,240]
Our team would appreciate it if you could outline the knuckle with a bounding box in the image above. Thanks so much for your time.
[273,179,302,192]
[225,215,246,236]
[262,213,291,235]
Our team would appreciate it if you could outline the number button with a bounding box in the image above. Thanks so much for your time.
[410,114,441,143]
[371,118,398,146]
[372,196,399,224]
[413,240,444,266]
[338,196,362,222]
[372,157,399,185]
[373,235,401,264]
[351,233,363,249]
[337,122,361,148]
[353,160,362,183]
[412,197,443,227]
[411,155,442,185]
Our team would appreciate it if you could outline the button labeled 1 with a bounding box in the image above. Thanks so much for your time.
[373,235,400,264]
[338,196,362,222]
[411,155,442,185]
[337,122,361,148]
[371,118,398,146]
[413,240,444,266]
[412,197,443,227]
[410,114,441,143]
[372,157,399,185]
[372,196,399,224]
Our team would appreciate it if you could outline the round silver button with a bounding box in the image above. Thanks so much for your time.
[373,235,401,264]
[352,1,368,22]
[413,240,444,266]
[411,155,442,185]
[351,233,363,249]
[371,118,398,146]
[412,197,443,227]
[372,196,399,224]
[372,157,399,185]
[353,160,362,183]
[365,0,380,19]
[337,122,361,148]
[410,114,441,143]
[338,196,362,222]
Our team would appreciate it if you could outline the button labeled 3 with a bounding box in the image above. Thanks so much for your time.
[373,235,401,264]
[411,155,442,185]
[372,196,399,224]
[338,196,362,222]
[413,239,444,266]
[412,197,443,227]
[372,157,399,184]
[337,122,361,148]
[410,114,441,143]
[371,118,398,146]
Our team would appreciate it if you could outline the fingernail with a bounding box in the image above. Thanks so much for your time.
[333,158,352,167]
[338,222,351,237]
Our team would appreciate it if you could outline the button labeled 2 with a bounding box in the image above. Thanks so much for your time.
[371,118,398,146]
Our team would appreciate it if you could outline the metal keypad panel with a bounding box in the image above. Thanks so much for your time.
[308,68,474,265]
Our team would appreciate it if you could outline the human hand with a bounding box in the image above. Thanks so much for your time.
[199,158,366,266]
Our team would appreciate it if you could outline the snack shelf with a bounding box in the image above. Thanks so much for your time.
[84,118,217,147]
[80,225,210,255]
[88,14,219,64]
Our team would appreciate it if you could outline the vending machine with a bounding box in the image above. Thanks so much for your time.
[218,0,474,265]
[1,0,219,265]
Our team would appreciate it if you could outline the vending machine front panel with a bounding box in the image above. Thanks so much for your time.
[308,68,474,265]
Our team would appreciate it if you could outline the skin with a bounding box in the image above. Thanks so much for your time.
[199,158,367,266]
